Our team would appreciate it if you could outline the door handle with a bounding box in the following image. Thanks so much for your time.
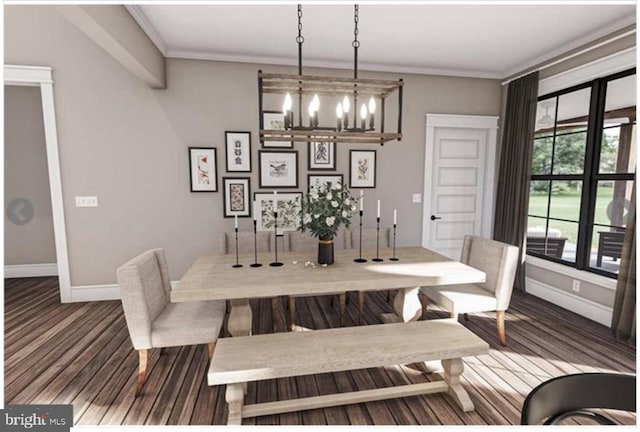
[430,215,442,221]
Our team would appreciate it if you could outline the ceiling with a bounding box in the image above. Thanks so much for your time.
[128,3,636,79]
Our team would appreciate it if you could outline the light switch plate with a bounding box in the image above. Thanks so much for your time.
[412,193,422,203]
[75,196,98,207]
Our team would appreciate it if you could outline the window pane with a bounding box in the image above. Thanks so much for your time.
[526,219,577,263]
[549,180,582,221]
[600,124,636,174]
[589,180,634,274]
[604,74,635,123]
[528,181,550,217]
[532,137,553,174]
[548,220,578,263]
[556,87,591,134]
[600,74,636,174]
[535,98,556,138]
[552,131,586,174]
[593,180,634,228]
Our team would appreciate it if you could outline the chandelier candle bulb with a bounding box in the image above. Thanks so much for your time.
[312,94,320,128]
[360,104,368,130]
[308,103,315,128]
[336,103,343,131]
[282,93,293,129]
[368,97,376,129]
[342,96,350,129]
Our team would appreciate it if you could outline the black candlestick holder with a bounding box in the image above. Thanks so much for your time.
[250,220,262,268]
[372,217,384,262]
[389,223,399,261]
[270,211,283,267]
[354,210,367,263]
[232,227,243,268]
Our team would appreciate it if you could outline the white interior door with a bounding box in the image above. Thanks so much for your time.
[422,114,498,260]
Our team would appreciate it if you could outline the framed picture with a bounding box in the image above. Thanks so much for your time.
[254,192,302,235]
[223,177,251,218]
[189,147,217,192]
[349,149,377,188]
[225,131,251,172]
[262,111,293,148]
[259,150,299,188]
[308,141,336,171]
[308,174,344,192]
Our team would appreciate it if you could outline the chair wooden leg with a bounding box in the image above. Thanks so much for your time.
[358,291,365,325]
[339,293,346,326]
[387,290,392,302]
[208,342,216,360]
[419,293,428,319]
[289,297,296,331]
[135,349,148,397]
[497,310,507,346]
[463,313,469,322]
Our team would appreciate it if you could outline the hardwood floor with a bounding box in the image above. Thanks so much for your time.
[4,276,636,425]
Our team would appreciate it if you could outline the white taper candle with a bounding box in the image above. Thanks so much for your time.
[377,200,381,218]
[394,209,397,225]
[359,190,364,211]
[234,215,238,229]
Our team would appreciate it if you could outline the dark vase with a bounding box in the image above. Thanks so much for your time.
[318,235,334,265]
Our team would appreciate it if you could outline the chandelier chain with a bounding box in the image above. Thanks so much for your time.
[296,4,304,44]
[352,5,360,48]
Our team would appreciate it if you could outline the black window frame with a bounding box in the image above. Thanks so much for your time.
[528,67,636,279]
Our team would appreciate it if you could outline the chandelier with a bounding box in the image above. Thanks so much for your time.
[258,4,404,145]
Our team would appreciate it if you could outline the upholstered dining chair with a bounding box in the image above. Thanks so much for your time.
[222,231,271,255]
[117,249,225,397]
[349,228,392,323]
[285,229,349,330]
[420,235,519,346]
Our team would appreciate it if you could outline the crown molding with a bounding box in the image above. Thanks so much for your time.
[502,16,636,79]
[125,4,168,56]
[165,49,503,79]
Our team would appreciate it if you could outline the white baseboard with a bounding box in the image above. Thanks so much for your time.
[68,280,180,302]
[4,263,58,278]
[525,277,613,327]
[70,284,120,302]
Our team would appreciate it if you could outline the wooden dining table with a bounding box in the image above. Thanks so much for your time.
[172,246,485,337]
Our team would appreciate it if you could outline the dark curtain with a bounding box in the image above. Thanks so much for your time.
[493,72,539,292]
[611,183,635,346]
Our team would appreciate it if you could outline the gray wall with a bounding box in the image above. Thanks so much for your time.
[4,5,502,286]
[4,86,57,265]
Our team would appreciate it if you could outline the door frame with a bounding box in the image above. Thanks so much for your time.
[5,65,71,302]
[421,114,499,250]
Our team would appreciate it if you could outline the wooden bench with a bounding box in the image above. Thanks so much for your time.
[208,319,489,424]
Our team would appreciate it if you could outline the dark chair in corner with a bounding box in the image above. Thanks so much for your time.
[521,373,636,425]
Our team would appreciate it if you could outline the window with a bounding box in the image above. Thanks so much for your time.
[527,69,636,278]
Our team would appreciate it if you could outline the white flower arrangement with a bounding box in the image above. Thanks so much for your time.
[298,180,358,239]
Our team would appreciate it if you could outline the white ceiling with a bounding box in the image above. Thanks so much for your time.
[128,3,636,79]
